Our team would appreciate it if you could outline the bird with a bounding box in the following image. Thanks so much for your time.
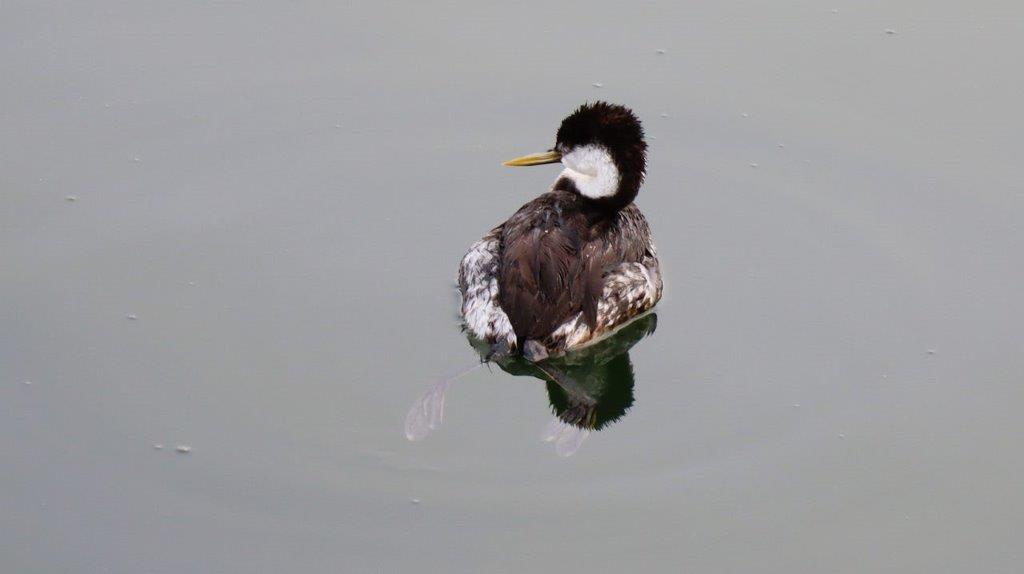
[458,102,663,362]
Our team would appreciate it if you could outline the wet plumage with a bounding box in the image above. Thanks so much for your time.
[459,102,662,360]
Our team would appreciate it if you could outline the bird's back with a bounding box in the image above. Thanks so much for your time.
[497,190,651,346]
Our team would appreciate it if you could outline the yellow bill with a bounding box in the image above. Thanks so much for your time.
[502,150,562,167]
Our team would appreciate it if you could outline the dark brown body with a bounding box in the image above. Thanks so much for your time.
[497,189,656,348]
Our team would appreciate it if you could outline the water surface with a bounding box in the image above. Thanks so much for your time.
[3,1,1023,572]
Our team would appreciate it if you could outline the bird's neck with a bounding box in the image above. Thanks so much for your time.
[553,170,641,212]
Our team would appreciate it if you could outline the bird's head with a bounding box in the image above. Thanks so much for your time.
[504,102,647,210]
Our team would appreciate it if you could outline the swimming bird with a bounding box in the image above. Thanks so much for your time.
[458,102,663,362]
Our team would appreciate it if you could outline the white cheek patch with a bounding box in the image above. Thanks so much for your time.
[559,144,620,199]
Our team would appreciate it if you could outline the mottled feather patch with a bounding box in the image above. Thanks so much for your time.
[458,228,515,348]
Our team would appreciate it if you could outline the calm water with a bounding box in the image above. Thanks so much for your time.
[3,2,1023,572]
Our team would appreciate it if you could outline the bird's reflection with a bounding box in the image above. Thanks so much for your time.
[406,313,658,456]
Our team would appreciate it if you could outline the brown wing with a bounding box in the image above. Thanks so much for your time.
[497,192,649,345]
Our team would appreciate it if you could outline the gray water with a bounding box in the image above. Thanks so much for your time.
[3,2,1024,572]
